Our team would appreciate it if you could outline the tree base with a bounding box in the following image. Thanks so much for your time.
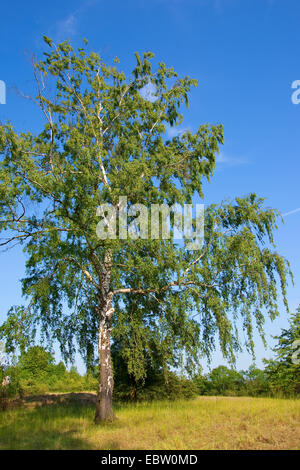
[94,397,116,424]
[94,411,116,425]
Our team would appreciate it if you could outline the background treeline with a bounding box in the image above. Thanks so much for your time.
[1,345,299,402]
[0,346,97,398]
[1,307,299,401]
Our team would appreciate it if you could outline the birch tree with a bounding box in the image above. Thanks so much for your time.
[0,38,291,422]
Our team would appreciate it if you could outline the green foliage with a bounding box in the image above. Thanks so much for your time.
[205,366,245,396]
[111,342,198,402]
[0,306,35,354]
[192,367,210,395]
[18,346,54,381]
[132,372,199,402]
[264,306,300,396]
[113,369,198,403]
[0,341,22,407]
[192,364,271,397]
[242,365,270,396]
[0,347,98,396]
[0,365,22,409]
[2,338,299,401]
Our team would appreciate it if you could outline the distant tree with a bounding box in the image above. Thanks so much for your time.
[18,346,54,381]
[192,366,210,395]
[0,37,291,422]
[112,339,169,401]
[54,361,67,379]
[242,365,269,396]
[264,306,300,396]
[207,365,245,396]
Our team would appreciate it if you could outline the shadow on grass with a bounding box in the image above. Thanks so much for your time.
[21,392,97,407]
[0,400,99,450]
[0,394,137,449]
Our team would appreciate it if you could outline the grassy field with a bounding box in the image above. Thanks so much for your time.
[0,395,299,450]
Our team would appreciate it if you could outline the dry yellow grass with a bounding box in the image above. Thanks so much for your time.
[0,396,299,450]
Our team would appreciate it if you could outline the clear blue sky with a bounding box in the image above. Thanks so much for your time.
[0,0,299,373]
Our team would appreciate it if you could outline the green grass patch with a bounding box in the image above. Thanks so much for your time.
[0,396,299,450]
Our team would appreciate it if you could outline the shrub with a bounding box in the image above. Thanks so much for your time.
[114,370,198,403]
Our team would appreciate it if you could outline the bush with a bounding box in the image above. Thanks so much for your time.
[19,379,48,396]
[114,370,199,403]
[0,365,23,409]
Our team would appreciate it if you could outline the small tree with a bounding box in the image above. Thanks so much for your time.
[0,38,291,422]
[207,365,245,396]
[264,306,300,396]
[242,365,269,396]
[18,346,54,380]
